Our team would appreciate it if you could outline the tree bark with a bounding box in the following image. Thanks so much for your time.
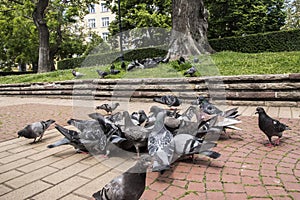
[32,0,51,73]
[168,0,214,58]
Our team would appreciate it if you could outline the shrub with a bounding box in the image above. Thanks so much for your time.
[209,29,300,53]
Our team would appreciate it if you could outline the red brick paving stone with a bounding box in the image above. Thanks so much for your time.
[271,196,293,200]
[172,180,188,188]
[222,174,241,183]
[187,182,205,193]
[205,181,223,191]
[222,167,240,175]
[170,171,188,180]
[277,167,294,175]
[283,182,300,192]
[241,169,260,177]
[140,189,161,200]
[261,170,277,177]
[206,191,225,199]
[149,181,170,192]
[225,161,242,169]
[179,192,202,200]
[186,172,204,182]
[189,166,206,174]
[244,185,269,197]
[262,177,281,185]
[173,164,192,173]
[163,185,187,199]
[265,186,289,196]
[278,174,299,183]
[242,176,261,185]
[157,194,174,200]
[225,193,248,200]
[223,183,245,193]
[289,192,300,200]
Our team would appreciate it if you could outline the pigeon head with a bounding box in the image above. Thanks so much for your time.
[17,130,25,138]
[135,155,153,171]
[255,107,266,115]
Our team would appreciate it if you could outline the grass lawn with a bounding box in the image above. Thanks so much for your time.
[0,51,299,84]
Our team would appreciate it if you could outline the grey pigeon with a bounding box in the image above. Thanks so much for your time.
[17,119,55,143]
[193,96,222,115]
[110,64,121,75]
[96,102,120,114]
[161,56,170,63]
[148,111,173,156]
[122,111,150,158]
[256,107,291,146]
[153,95,182,108]
[67,119,100,133]
[184,66,197,76]
[92,155,152,200]
[48,124,109,155]
[96,70,109,78]
[72,69,84,78]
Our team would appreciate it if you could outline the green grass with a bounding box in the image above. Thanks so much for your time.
[0,51,299,84]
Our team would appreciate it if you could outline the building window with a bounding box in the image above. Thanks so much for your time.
[102,32,109,41]
[88,18,96,28]
[88,4,95,14]
[101,3,109,12]
[102,17,109,27]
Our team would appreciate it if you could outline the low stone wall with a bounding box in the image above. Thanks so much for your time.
[0,73,299,107]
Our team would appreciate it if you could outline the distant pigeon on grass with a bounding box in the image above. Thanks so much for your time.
[92,155,152,200]
[72,69,85,78]
[110,64,121,75]
[96,102,120,114]
[17,119,55,143]
[184,66,197,76]
[177,56,185,65]
[256,107,291,147]
[96,70,109,78]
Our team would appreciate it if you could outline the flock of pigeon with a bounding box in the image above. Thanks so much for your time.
[16,95,291,200]
[71,55,198,79]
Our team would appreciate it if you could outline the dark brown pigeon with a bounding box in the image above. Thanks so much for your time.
[92,155,152,200]
[255,107,291,147]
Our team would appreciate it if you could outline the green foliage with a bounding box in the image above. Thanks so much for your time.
[106,0,172,36]
[209,29,300,53]
[204,0,286,38]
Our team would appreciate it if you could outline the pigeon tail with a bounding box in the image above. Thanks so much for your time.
[55,124,79,142]
[47,137,70,148]
[200,150,221,159]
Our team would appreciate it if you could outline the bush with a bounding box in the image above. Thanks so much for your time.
[209,29,300,53]
[57,46,168,70]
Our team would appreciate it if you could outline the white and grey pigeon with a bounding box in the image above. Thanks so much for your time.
[17,119,55,143]
[92,155,152,200]
[148,111,173,156]
[96,102,120,114]
[184,66,197,76]
[122,111,150,158]
[152,133,220,172]
[256,107,291,146]
[72,69,85,78]
[153,95,182,108]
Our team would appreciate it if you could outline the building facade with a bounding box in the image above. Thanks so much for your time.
[83,1,115,41]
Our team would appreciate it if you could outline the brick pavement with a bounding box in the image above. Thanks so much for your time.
[0,97,299,200]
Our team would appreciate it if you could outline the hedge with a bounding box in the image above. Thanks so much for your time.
[209,29,300,53]
[57,46,168,70]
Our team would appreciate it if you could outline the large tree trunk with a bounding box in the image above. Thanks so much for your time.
[32,0,51,73]
[168,0,214,58]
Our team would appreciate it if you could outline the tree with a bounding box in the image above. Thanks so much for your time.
[106,0,172,35]
[0,0,98,73]
[204,0,286,38]
[168,0,214,57]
